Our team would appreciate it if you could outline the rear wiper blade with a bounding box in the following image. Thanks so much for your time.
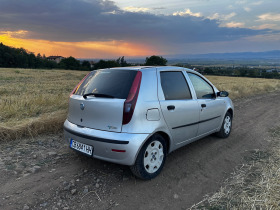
[83,93,115,99]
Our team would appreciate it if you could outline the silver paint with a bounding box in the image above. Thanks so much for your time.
[64,66,234,166]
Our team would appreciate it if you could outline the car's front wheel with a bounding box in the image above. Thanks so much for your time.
[130,134,167,180]
[216,112,232,138]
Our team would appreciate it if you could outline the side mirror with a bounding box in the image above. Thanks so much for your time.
[217,91,229,97]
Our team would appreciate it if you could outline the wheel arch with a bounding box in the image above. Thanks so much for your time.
[133,130,172,165]
[227,108,234,119]
[154,131,171,154]
[130,131,170,179]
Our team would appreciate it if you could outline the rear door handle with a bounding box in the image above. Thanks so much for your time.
[167,105,175,110]
[201,104,206,108]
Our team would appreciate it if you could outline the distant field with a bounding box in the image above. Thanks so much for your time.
[0,68,280,140]
[0,68,88,140]
[207,75,280,100]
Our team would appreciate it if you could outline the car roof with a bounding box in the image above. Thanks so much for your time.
[102,66,194,72]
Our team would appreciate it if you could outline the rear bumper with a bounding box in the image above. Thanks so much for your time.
[64,120,149,166]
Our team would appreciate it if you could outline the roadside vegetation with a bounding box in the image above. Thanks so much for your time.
[1,68,280,141]
[191,127,280,209]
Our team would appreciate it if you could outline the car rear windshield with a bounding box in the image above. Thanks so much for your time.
[75,69,137,99]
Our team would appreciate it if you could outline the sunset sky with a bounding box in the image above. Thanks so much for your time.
[0,0,280,58]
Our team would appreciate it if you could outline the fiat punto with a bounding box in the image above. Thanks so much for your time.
[64,66,233,179]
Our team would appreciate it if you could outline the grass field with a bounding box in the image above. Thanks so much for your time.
[208,75,280,99]
[0,68,88,140]
[1,68,280,140]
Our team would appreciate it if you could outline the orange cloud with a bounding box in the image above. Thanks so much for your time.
[0,31,157,58]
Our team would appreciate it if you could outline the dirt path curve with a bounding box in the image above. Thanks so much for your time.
[0,91,279,210]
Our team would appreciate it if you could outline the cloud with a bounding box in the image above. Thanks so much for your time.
[258,13,280,22]
[207,12,245,29]
[251,24,278,30]
[123,6,150,13]
[221,22,245,28]
[251,1,263,6]
[208,12,236,21]
[0,30,28,38]
[236,0,247,5]
[244,7,251,12]
[173,9,202,17]
[152,7,166,10]
[223,12,237,20]
[208,13,220,20]
[0,0,270,47]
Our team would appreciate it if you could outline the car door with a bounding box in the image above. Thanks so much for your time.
[158,71,200,145]
[187,73,225,136]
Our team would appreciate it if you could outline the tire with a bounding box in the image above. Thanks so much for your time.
[130,134,167,180]
[216,112,232,138]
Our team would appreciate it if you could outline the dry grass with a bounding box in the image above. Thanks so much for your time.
[190,127,280,210]
[207,76,280,100]
[0,111,66,141]
[0,68,88,141]
[0,68,280,141]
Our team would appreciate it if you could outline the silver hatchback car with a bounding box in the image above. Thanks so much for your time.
[64,66,233,179]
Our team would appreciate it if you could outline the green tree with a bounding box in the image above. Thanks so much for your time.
[93,59,120,70]
[248,69,259,77]
[81,60,91,70]
[145,55,167,66]
[28,53,36,68]
[0,43,58,69]
[116,56,129,67]
[59,56,81,70]
[233,69,240,76]
[240,69,248,77]
[204,67,214,75]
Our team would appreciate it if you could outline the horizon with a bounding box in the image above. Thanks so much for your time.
[1,0,280,59]
[2,42,280,63]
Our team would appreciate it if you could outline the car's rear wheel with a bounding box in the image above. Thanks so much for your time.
[130,134,167,180]
[216,112,232,138]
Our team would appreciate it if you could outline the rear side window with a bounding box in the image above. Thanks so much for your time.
[75,70,137,99]
[160,71,192,100]
[187,73,215,99]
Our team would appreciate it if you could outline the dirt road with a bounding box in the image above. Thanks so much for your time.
[1,91,279,210]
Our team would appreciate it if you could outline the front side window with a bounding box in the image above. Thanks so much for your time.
[188,73,215,99]
[160,71,192,100]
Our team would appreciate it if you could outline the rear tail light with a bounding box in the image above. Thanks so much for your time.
[70,72,90,97]
[122,71,142,125]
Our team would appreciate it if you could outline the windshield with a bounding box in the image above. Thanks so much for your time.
[74,69,138,99]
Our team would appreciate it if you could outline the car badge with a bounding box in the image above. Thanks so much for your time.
[80,103,85,110]
[107,126,117,130]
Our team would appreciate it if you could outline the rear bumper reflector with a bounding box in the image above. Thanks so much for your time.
[112,149,126,153]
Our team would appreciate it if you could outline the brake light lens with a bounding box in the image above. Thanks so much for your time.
[70,72,90,97]
[122,71,142,125]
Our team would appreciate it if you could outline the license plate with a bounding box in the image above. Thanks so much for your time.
[70,139,93,156]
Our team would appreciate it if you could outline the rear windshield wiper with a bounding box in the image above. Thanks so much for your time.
[83,93,115,99]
